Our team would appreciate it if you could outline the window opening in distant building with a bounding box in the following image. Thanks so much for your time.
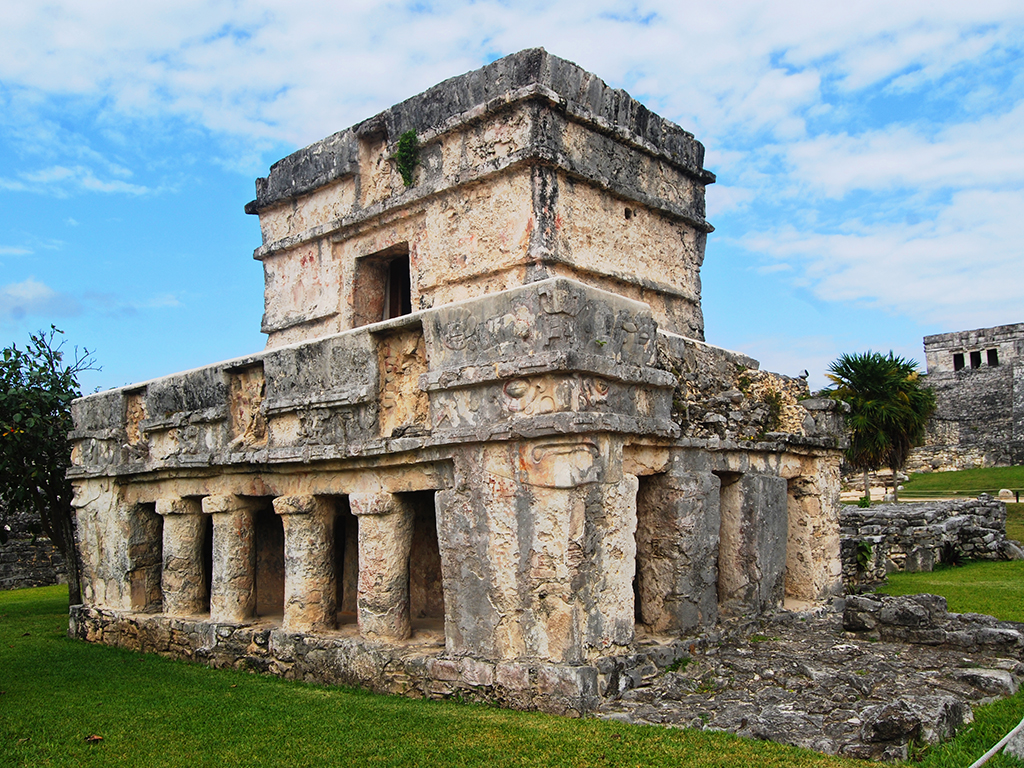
[953,353,965,371]
[987,349,999,366]
[970,351,982,369]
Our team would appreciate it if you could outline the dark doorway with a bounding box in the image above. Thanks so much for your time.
[334,496,359,625]
[405,491,444,621]
[253,503,285,618]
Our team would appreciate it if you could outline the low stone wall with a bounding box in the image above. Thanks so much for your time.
[68,606,689,716]
[0,507,66,590]
[840,496,1019,589]
[844,593,1024,651]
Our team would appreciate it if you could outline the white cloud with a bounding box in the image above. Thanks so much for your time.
[1,0,1022,360]
[740,188,1024,329]
[0,278,81,320]
[776,101,1024,199]
[0,279,182,323]
[9,165,150,197]
[2,0,1021,147]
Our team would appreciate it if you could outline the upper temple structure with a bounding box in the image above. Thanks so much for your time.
[68,49,848,714]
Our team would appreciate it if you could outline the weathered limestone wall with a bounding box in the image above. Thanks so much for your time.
[69,605,664,716]
[840,496,1019,589]
[633,465,721,634]
[785,455,843,604]
[844,592,1024,650]
[923,323,1024,374]
[909,322,1024,471]
[437,436,638,664]
[73,479,161,611]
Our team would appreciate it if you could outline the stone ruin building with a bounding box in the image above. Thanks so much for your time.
[908,322,1024,472]
[0,502,67,590]
[68,49,848,714]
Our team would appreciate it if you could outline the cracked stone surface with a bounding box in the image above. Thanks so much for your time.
[599,607,1024,761]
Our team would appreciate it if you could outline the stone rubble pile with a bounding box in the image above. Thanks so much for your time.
[599,598,1023,761]
[840,496,1023,589]
[657,337,847,444]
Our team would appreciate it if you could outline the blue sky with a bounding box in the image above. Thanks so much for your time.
[2,1,1022,393]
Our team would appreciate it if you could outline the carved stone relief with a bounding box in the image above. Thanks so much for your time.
[518,437,602,488]
[296,403,378,446]
[228,365,268,449]
[379,328,429,437]
[125,391,147,445]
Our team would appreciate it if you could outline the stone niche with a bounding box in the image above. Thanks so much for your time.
[68,49,847,716]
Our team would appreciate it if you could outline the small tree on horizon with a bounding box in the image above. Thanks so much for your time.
[0,327,96,605]
[825,350,935,503]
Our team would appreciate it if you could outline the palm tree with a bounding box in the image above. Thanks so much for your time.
[826,351,935,502]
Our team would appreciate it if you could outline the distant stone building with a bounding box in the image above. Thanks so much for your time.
[908,323,1024,472]
[0,504,66,590]
[68,49,847,714]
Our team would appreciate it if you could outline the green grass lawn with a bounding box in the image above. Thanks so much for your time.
[1006,503,1024,544]
[901,466,1024,499]
[4,585,1023,767]
[1,585,859,768]
[883,559,1024,623]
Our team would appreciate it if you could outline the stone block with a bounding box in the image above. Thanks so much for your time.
[1005,725,1024,761]
[426,658,460,682]
[904,546,934,573]
[536,665,597,698]
[459,658,495,687]
[952,668,1018,696]
[495,663,532,691]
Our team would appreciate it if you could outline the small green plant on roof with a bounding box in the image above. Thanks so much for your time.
[664,656,691,673]
[394,130,419,187]
[857,496,871,508]
[761,388,784,433]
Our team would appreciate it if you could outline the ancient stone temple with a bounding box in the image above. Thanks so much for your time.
[908,322,1024,472]
[68,49,847,714]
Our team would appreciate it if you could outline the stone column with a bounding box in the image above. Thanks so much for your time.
[156,498,207,616]
[785,455,843,603]
[204,495,258,623]
[718,472,789,617]
[273,495,337,632]
[574,474,639,653]
[349,491,414,640]
[436,435,632,663]
[635,465,721,633]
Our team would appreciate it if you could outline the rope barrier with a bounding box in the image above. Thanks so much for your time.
[967,714,1024,768]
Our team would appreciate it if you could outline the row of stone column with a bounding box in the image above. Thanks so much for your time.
[156,491,424,638]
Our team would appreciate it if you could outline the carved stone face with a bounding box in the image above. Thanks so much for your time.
[440,308,478,351]
[518,438,601,488]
